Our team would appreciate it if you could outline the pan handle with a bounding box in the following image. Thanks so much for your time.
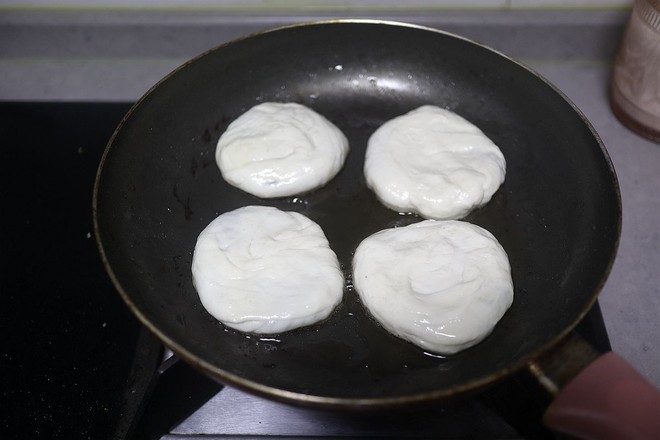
[527,333,660,440]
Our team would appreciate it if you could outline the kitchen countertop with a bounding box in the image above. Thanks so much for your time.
[2,8,658,390]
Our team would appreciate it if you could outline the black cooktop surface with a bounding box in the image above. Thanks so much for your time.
[0,102,611,440]
[0,102,146,439]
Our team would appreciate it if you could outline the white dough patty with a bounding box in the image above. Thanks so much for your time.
[353,220,513,354]
[364,105,506,220]
[216,102,349,198]
[191,206,344,334]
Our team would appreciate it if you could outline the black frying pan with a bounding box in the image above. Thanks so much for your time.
[94,20,622,409]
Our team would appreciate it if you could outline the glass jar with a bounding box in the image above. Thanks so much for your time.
[611,0,660,143]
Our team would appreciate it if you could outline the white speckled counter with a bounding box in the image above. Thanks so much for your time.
[2,8,658,389]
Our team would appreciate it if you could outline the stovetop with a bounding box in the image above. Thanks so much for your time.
[0,101,611,439]
[1,102,143,439]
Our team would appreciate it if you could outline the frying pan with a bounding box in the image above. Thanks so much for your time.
[93,20,659,437]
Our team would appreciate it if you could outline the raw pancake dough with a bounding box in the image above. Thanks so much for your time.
[191,205,344,334]
[216,102,349,198]
[364,105,506,220]
[352,220,513,354]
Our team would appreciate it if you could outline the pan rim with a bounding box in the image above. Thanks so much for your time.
[92,18,622,409]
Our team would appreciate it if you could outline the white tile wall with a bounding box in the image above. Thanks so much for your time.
[0,0,633,10]
[510,0,631,7]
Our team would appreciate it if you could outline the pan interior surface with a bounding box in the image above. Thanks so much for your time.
[94,21,620,406]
